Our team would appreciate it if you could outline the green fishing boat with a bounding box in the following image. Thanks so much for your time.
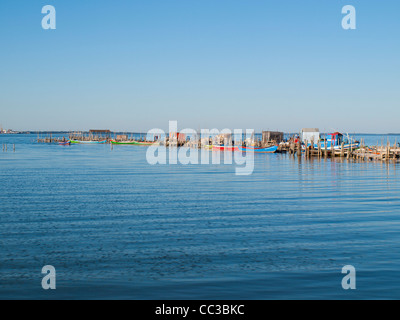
[110,140,155,146]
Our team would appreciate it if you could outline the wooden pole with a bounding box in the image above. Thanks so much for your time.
[341,142,345,157]
[297,137,301,158]
[387,141,390,161]
[305,140,308,158]
[318,140,321,158]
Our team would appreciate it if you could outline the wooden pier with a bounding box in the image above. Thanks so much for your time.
[37,136,69,144]
[281,139,400,162]
[32,129,400,163]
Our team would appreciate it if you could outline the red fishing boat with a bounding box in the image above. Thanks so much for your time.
[212,145,239,151]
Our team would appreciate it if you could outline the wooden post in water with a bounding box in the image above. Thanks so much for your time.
[387,141,390,162]
[340,142,344,157]
[348,139,352,160]
[310,139,314,158]
[318,140,321,158]
[351,140,353,157]
[324,137,327,158]
[305,140,308,159]
[297,137,301,158]
[13,144,15,152]
[304,140,307,158]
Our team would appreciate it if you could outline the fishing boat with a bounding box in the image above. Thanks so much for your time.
[310,132,360,150]
[59,140,71,146]
[70,140,108,144]
[110,140,156,146]
[239,145,278,153]
[212,145,239,151]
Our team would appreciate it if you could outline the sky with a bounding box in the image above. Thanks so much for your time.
[0,0,399,133]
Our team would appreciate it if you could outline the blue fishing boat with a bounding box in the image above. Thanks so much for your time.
[239,145,278,153]
[59,140,71,146]
[309,132,360,150]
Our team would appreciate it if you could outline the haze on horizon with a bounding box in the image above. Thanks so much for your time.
[0,0,399,134]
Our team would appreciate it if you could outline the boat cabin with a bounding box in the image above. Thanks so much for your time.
[328,132,344,147]
[311,132,359,150]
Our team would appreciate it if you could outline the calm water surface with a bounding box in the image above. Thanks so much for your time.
[1,134,400,299]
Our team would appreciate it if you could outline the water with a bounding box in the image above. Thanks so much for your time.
[1,134,400,299]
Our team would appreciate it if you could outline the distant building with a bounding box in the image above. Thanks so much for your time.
[213,133,233,145]
[169,132,186,142]
[301,128,320,143]
[116,134,128,141]
[89,129,111,139]
[262,131,284,144]
[89,129,111,134]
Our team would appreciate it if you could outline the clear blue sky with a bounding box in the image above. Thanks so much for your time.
[0,0,399,133]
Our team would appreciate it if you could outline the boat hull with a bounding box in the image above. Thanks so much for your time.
[313,142,360,150]
[110,140,155,146]
[239,145,278,153]
[212,145,239,151]
[70,140,108,144]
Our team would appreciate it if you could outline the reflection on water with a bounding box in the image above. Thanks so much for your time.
[1,134,400,299]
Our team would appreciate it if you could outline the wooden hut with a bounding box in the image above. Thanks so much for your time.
[301,128,320,144]
[262,131,284,144]
[89,129,111,140]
